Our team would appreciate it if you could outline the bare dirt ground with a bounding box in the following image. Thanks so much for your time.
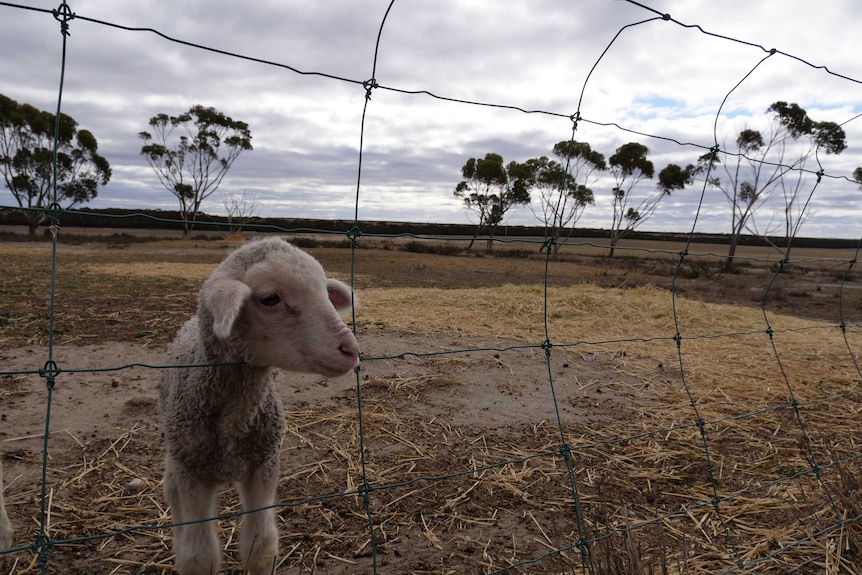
[0,332,636,575]
[1,234,861,574]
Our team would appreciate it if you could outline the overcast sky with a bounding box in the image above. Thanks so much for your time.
[2,0,862,238]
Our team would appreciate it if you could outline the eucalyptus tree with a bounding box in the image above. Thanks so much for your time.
[0,93,111,236]
[454,152,534,252]
[607,142,692,257]
[139,105,252,239]
[698,101,846,271]
[530,140,604,253]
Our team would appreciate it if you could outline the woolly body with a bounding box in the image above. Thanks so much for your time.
[160,236,360,575]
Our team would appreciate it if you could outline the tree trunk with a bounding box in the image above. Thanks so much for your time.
[608,234,619,258]
[486,225,498,254]
[24,210,42,238]
[181,207,196,240]
[725,233,740,273]
[467,222,486,252]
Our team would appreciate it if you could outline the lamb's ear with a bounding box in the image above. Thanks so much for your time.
[327,278,357,314]
[202,275,252,339]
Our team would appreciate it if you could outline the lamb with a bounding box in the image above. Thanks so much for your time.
[159,236,360,575]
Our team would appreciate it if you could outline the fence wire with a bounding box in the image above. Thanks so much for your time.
[1,1,862,574]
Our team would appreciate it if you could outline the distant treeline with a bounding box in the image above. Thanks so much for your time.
[0,207,859,249]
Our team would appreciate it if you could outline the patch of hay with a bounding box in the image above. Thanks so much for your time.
[4,254,862,573]
[359,283,862,418]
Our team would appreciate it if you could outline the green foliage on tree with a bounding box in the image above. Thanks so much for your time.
[532,158,596,224]
[529,140,604,253]
[0,93,111,236]
[139,105,252,239]
[454,152,534,252]
[608,143,652,256]
[698,101,847,271]
[657,163,694,194]
[605,143,694,257]
[768,101,846,154]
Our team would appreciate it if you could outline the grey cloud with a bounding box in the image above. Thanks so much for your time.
[3,0,862,237]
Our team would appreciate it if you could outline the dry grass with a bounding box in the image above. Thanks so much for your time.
[9,364,859,574]
[361,282,862,408]
[1,239,862,573]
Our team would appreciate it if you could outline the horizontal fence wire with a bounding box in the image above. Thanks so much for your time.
[1,1,862,574]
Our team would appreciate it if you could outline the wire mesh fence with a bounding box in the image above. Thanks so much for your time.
[1,1,862,574]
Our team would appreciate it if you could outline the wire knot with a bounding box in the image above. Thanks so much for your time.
[540,237,557,254]
[575,537,590,557]
[346,226,362,247]
[356,480,374,507]
[46,201,63,222]
[40,360,61,379]
[362,78,378,100]
[35,533,53,566]
[44,202,62,238]
[661,13,671,21]
[541,339,552,357]
[815,169,824,184]
[40,360,61,389]
[52,2,75,36]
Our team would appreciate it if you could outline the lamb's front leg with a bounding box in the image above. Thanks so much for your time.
[238,462,279,575]
[164,460,220,575]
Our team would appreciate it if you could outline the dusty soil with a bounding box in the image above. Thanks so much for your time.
[1,236,861,574]
[0,332,640,575]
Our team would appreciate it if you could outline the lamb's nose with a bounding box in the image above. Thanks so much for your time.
[340,342,359,361]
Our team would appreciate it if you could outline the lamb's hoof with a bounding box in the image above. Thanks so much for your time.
[245,553,277,575]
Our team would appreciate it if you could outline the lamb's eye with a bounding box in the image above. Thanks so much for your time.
[258,294,281,307]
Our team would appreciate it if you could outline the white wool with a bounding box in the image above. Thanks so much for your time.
[159,236,359,575]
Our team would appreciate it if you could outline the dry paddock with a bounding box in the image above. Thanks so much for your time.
[0,237,860,574]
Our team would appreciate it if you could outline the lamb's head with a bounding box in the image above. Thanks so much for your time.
[199,237,360,376]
